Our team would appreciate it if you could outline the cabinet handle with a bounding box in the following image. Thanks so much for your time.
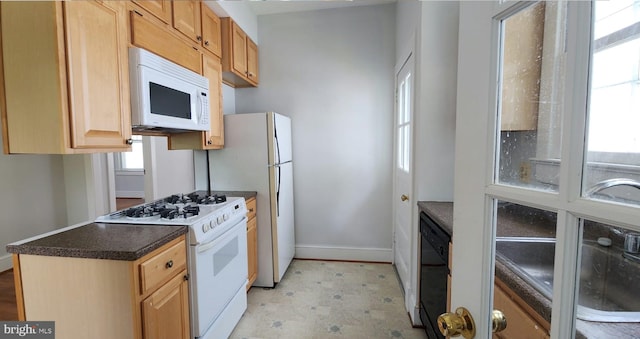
[183,274,189,281]
[249,208,254,212]
[205,40,210,46]
[134,10,143,17]
[125,138,133,145]
[207,140,212,145]
[197,35,202,41]
[166,260,174,269]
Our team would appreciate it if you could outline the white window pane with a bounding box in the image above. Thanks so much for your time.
[497,2,565,191]
[593,0,640,40]
[403,125,410,171]
[119,135,144,170]
[583,1,640,206]
[591,39,639,88]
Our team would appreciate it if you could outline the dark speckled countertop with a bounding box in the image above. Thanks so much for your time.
[417,201,639,339]
[417,201,453,236]
[6,191,256,261]
[7,223,188,261]
[200,190,257,200]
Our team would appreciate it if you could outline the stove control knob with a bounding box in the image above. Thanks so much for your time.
[217,216,224,224]
[223,213,229,221]
[210,219,216,228]
[202,223,209,233]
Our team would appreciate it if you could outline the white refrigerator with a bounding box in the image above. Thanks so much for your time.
[210,112,295,287]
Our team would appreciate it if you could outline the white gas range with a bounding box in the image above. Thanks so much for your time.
[96,192,248,339]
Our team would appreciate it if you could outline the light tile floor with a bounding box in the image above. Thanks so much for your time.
[230,259,428,339]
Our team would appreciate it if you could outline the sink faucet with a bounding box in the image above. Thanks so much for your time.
[586,178,640,262]
[585,178,640,197]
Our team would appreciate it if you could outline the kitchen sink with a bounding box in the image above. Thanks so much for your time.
[496,237,640,322]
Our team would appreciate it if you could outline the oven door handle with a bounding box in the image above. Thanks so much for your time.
[197,216,247,253]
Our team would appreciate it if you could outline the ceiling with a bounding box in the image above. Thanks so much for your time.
[246,0,397,16]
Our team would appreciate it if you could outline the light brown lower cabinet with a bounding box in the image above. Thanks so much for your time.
[493,280,550,339]
[246,197,258,290]
[13,236,190,339]
[142,271,190,339]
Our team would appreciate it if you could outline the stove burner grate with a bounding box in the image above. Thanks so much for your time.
[160,205,200,220]
[125,205,162,218]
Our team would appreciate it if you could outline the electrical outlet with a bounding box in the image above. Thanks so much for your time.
[519,162,531,183]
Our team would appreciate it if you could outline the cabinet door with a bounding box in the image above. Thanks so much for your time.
[493,284,548,339]
[142,272,190,339]
[247,216,258,289]
[64,1,131,149]
[201,3,221,58]
[133,0,171,24]
[231,21,248,77]
[246,38,259,85]
[172,0,202,44]
[130,10,202,74]
[202,54,224,148]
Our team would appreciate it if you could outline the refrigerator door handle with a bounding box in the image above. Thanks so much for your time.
[274,118,281,165]
[276,165,281,217]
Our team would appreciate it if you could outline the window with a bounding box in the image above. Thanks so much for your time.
[587,0,640,158]
[397,72,411,172]
[116,135,144,171]
[583,0,640,205]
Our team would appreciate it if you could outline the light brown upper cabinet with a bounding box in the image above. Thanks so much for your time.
[201,3,222,58]
[221,18,259,87]
[500,2,545,131]
[1,1,132,154]
[169,53,223,150]
[172,0,202,44]
[247,38,259,84]
[133,0,172,24]
[130,9,203,74]
[171,1,222,58]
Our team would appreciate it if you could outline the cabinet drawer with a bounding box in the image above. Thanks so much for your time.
[130,10,202,74]
[246,197,256,220]
[139,240,187,295]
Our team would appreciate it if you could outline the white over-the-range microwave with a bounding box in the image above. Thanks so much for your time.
[129,47,210,133]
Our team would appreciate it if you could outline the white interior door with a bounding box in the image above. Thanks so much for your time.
[393,53,414,297]
[451,1,640,338]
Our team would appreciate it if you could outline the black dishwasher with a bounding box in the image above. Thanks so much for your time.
[419,212,451,339]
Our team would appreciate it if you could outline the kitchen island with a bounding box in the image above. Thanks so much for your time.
[7,222,190,339]
[418,201,639,339]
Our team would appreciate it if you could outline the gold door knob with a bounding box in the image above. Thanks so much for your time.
[401,194,409,201]
[437,307,476,338]
[492,310,507,333]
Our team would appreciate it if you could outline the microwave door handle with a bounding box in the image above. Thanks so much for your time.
[196,93,202,122]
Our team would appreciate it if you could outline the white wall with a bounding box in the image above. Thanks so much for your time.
[395,0,459,325]
[234,4,396,260]
[414,2,458,203]
[0,143,68,270]
[206,1,258,42]
[222,84,236,115]
[144,136,195,200]
[115,172,145,198]
[396,0,420,63]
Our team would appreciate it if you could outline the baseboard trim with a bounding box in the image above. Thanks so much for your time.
[116,190,145,198]
[295,245,392,263]
[0,254,13,272]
